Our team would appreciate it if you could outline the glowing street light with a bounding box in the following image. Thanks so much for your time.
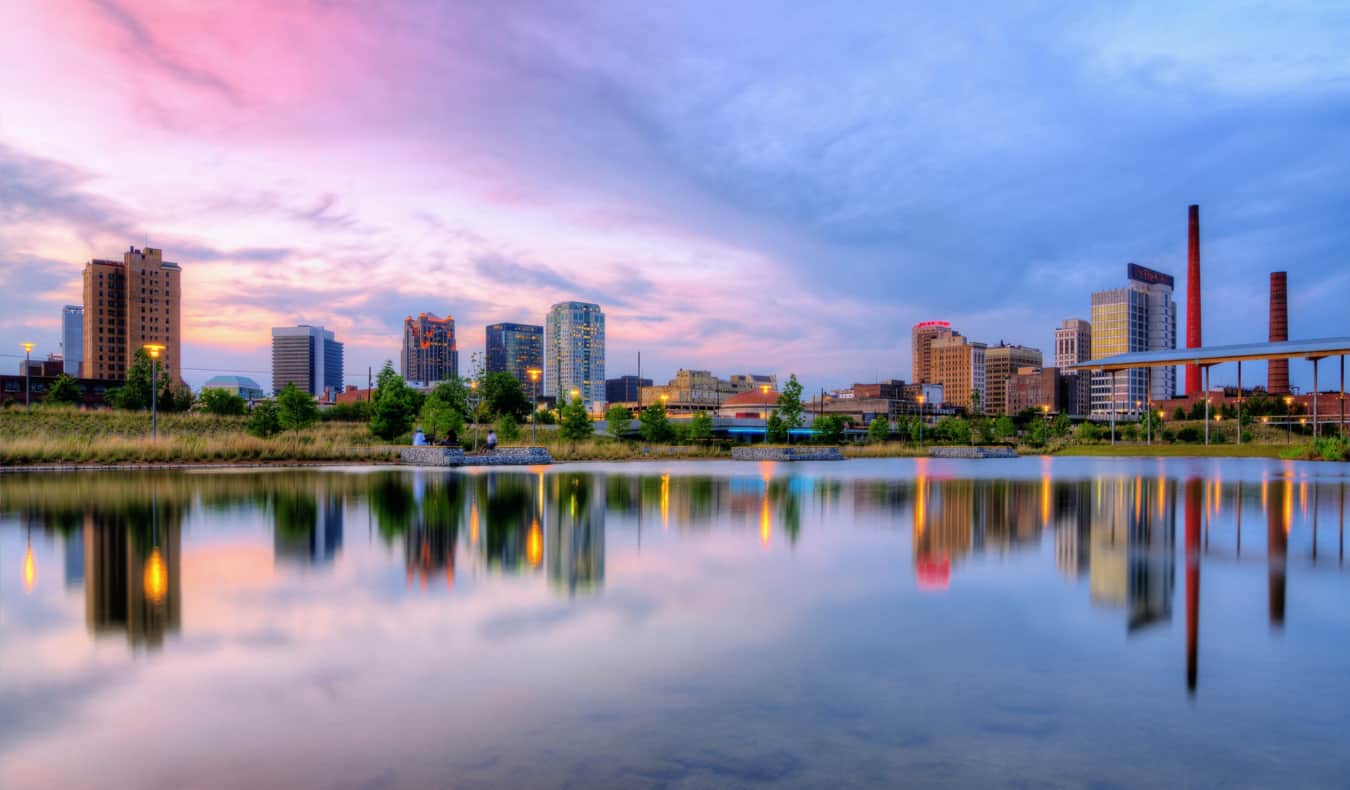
[916,394,926,444]
[143,344,166,439]
[21,341,34,408]
[526,368,542,443]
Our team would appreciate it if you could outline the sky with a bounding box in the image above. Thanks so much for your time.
[1,0,1348,394]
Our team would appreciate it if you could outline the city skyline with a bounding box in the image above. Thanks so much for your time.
[2,2,1348,395]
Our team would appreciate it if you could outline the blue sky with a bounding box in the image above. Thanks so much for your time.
[1,1,1347,393]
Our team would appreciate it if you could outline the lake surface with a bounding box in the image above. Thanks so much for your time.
[2,457,1348,789]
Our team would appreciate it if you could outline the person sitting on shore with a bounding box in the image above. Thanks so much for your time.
[413,428,427,446]
[486,430,498,452]
[443,427,459,447]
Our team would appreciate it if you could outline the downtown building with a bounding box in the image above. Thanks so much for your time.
[62,305,83,375]
[485,322,543,397]
[402,312,458,385]
[912,320,954,384]
[271,325,344,399]
[1090,264,1176,418]
[1055,318,1093,417]
[930,333,986,412]
[984,343,1043,415]
[605,375,651,405]
[545,301,605,405]
[81,247,183,383]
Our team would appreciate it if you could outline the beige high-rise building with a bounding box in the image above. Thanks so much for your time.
[930,333,986,410]
[1055,319,1092,418]
[911,321,954,384]
[82,247,183,383]
[984,343,1043,414]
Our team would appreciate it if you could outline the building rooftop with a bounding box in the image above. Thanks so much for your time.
[722,390,779,408]
[204,375,263,390]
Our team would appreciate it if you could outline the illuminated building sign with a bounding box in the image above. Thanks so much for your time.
[1128,263,1174,288]
[914,320,952,329]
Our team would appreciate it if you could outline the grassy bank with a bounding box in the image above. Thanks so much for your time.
[1053,443,1294,459]
[0,406,395,466]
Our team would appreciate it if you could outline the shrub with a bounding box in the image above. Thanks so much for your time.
[558,397,594,442]
[606,405,632,438]
[688,412,714,442]
[814,414,847,444]
[277,384,319,433]
[199,387,247,416]
[496,413,521,442]
[639,403,673,442]
[1176,426,1202,443]
[867,417,890,443]
[246,401,282,438]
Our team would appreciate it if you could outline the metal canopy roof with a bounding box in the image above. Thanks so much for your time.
[1075,337,1350,372]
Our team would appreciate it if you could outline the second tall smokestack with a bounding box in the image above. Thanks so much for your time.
[1185,204,1202,396]
[1268,272,1289,394]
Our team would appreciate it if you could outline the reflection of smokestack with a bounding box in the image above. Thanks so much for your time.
[1185,205,1202,396]
[1185,477,1201,695]
[1267,481,1288,630]
[1268,272,1289,394]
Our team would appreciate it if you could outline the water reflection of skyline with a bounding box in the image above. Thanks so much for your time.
[2,467,1345,676]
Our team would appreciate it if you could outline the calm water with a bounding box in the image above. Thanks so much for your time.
[2,458,1349,789]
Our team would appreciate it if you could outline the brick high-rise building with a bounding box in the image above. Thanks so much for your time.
[82,247,183,383]
[545,301,605,405]
[485,322,543,396]
[930,333,986,411]
[912,320,954,384]
[984,343,1043,414]
[401,312,458,384]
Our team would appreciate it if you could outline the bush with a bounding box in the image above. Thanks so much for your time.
[688,412,714,442]
[496,413,521,442]
[814,414,847,444]
[1176,426,1202,443]
[246,401,282,438]
[1076,422,1100,442]
[558,397,594,442]
[533,408,556,425]
[606,405,632,438]
[277,384,319,433]
[200,387,247,416]
[46,374,82,406]
[639,403,673,442]
[322,401,370,422]
[867,416,890,443]
[765,413,788,443]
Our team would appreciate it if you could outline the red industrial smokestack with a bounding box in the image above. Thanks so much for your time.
[1184,205,1202,396]
[1268,272,1289,393]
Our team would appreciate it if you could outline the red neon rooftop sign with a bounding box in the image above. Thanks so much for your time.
[914,320,951,329]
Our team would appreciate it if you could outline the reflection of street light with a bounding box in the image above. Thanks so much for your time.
[143,344,165,439]
[527,368,541,443]
[143,548,167,604]
[526,518,543,568]
[23,535,36,593]
[21,342,34,408]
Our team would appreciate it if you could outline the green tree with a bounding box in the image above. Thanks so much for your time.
[1076,421,1100,442]
[867,416,890,443]
[246,401,282,438]
[814,414,847,444]
[606,405,633,438]
[688,412,714,442]
[106,348,158,410]
[45,374,82,406]
[974,417,996,444]
[1173,406,1187,421]
[638,403,673,442]
[479,372,531,420]
[969,389,982,416]
[369,362,420,440]
[496,413,521,442]
[1051,412,1072,438]
[994,415,1017,440]
[533,407,556,425]
[776,375,805,436]
[936,417,970,444]
[559,397,594,443]
[419,385,465,443]
[1026,417,1049,447]
[200,387,247,416]
[276,383,319,433]
[765,412,788,443]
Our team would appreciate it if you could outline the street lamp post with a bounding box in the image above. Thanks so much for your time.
[21,342,34,408]
[469,378,479,450]
[1042,404,1051,444]
[916,394,925,445]
[1284,396,1294,443]
[143,344,165,439]
[527,368,541,443]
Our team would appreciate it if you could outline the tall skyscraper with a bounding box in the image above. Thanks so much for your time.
[930,333,986,410]
[912,320,954,384]
[984,343,1042,414]
[271,325,343,398]
[81,247,182,382]
[61,305,83,375]
[545,301,605,405]
[401,312,458,384]
[1055,319,1093,417]
[485,322,543,396]
[1090,264,1176,417]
